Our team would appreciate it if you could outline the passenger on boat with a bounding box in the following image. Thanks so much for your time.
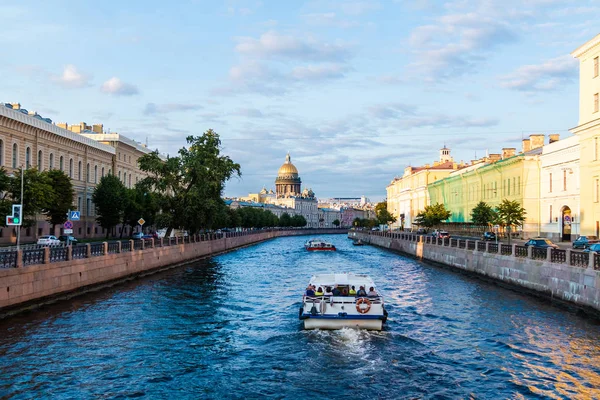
[332,285,342,296]
[306,286,315,296]
[315,287,324,296]
[324,286,333,296]
[342,288,348,296]
[368,287,377,297]
[356,286,367,296]
[349,286,357,295]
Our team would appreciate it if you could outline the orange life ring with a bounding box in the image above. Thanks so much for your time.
[355,297,372,314]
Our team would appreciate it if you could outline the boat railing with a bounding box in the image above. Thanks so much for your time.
[303,295,383,304]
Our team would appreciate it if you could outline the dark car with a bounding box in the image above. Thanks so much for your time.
[58,235,78,244]
[573,236,597,249]
[482,231,496,241]
[524,238,559,249]
[416,228,427,235]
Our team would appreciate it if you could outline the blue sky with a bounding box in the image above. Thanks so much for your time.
[1,0,597,202]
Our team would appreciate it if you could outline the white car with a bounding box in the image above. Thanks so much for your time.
[37,235,61,246]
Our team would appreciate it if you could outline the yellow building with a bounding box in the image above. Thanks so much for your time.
[387,147,463,230]
[428,137,544,236]
[572,33,600,237]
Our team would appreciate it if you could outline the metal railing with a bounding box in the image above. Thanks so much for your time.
[500,244,512,255]
[531,247,546,260]
[50,246,68,263]
[72,245,87,259]
[488,243,498,253]
[551,249,566,264]
[515,246,528,258]
[570,251,589,268]
[121,241,131,252]
[90,243,104,257]
[0,251,18,268]
[107,242,120,254]
[22,249,44,266]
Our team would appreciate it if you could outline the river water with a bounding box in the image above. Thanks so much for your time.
[1,234,600,399]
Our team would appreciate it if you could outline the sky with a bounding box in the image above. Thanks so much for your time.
[1,0,597,202]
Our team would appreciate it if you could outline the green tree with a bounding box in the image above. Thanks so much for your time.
[228,208,241,228]
[414,203,452,228]
[0,169,13,227]
[291,214,307,227]
[138,130,241,237]
[496,199,526,244]
[43,169,75,231]
[375,200,397,226]
[332,219,340,228]
[10,168,55,227]
[93,175,127,238]
[470,201,497,225]
[279,212,291,227]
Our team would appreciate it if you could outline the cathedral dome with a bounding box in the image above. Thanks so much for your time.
[278,153,299,177]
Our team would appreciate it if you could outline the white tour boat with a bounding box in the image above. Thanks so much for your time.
[299,273,388,330]
[304,238,336,251]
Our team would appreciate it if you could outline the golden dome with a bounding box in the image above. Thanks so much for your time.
[278,153,299,176]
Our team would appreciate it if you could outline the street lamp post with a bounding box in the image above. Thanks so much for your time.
[17,166,23,251]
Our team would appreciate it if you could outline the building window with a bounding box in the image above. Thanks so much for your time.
[38,150,43,169]
[123,172,127,186]
[595,56,599,78]
[78,196,82,211]
[49,153,54,169]
[0,139,3,166]
[87,199,91,216]
[549,205,553,223]
[12,143,17,168]
[549,173,553,193]
[94,165,98,183]
[102,167,105,178]
[69,159,73,178]
[517,177,520,195]
[596,178,599,203]
[118,171,121,180]
[87,163,90,182]
[595,93,599,113]
[128,174,131,187]
[507,179,511,196]
[78,161,82,180]
[596,137,599,161]
[25,147,30,169]
[59,156,64,171]
[563,170,567,191]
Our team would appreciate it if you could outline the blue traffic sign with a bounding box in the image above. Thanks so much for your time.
[70,211,81,221]
[64,220,73,229]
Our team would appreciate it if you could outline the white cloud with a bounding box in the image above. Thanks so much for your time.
[52,65,92,88]
[144,103,202,115]
[234,31,352,61]
[499,55,578,92]
[100,77,139,96]
[291,64,349,80]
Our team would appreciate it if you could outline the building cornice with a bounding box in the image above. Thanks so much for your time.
[570,117,600,134]
[1,106,115,154]
[572,33,600,59]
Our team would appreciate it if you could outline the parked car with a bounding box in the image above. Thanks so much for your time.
[524,238,559,249]
[58,235,78,244]
[583,243,600,253]
[132,232,143,239]
[416,228,428,235]
[371,227,380,231]
[37,235,61,246]
[431,230,450,239]
[482,231,496,241]
[572,236,598,249]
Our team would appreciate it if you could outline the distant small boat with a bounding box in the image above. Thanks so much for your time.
[304,238,336,251]
[352,239,364,246]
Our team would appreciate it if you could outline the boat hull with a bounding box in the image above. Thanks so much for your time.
[304,317,383,331]
[306,247,336,251]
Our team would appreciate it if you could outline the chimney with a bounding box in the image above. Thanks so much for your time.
[92,124,103,133]
[56,122,68,130]
[10,103,21,110]
[529,134,545,150]
[549,134,560,144]
[488,153,502,162]
[522,139,531,153]
[424,163,430,168]
[433,161,440,166]
[502,148,516,159]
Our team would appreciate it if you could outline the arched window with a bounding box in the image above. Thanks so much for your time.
[108,168,111,175]
[123,172,127,186]
[25,147,31,169]
[128,174,131,187]
[69,159,73,178]
[101,167,105,178]
[59,156,64,171]
[86,163,90,182]
[0,139,3,166]
[49,153,54,169]
[38,150,43,169]
[12,143,18,168]
[118,171,121,180]
[78,161,82,180]
[94,165,97,183]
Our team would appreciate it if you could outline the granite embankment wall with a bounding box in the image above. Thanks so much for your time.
[352,231,600,314]
[0,229,345,313]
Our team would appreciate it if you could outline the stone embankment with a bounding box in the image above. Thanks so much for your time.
[351,230,600,315]
[0,229,345,315]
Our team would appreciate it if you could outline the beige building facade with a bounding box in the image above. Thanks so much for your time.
[0,103,157,244]
[572,33,600,237]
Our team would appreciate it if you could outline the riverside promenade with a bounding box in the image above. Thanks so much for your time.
[0,228,346,315]
[351,230,600,316]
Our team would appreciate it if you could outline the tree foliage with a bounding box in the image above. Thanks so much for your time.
[10,168,56,227]
[44,169,75,228]
[496,199,526,243]
[470,201,497,225]
[414,203,452,228]
[93,175,127,238]
[138,130,241,237]
[332,219,340,227]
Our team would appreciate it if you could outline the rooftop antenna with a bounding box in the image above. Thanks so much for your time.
[145,136,148,147]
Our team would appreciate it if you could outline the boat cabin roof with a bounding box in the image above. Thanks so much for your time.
[309,273,375,288]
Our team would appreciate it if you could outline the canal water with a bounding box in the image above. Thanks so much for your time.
[1,234,600,399]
